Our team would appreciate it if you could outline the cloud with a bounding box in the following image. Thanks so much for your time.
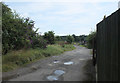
[5,1,118,35]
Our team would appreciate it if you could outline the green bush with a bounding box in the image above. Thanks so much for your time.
[43,31,55,44]
[2,3,47,54]
[32,36,47,49]
[86,31,96,49]
[66,35,74,44]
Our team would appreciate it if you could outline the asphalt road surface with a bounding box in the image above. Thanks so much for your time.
[3,45,96,81]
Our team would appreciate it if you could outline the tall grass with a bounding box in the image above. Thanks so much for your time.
[2,44,75,72]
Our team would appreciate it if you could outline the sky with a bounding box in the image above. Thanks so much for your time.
[4,0,119,36]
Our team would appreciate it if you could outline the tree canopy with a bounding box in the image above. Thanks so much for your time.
[2,3,47,54]
[66,35,74,44]
[43,31,55,44]
[86,31,96,48]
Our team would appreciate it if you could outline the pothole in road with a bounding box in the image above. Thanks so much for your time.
[47,75,58,81]
[54,70,65,76]
[31,66,38,70]
[53,60,60,64]
[46,70,65,81]
[64,61,74,65]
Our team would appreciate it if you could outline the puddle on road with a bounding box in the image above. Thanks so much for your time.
[64,61,74,65]
[46,70,65,81]
[53,60,60,64]
[54,70,65,76]
[79,58,85,60]
[47,75,58,81]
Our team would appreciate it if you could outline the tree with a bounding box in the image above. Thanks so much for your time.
[2,2,46,54]
[72,34,80,42]
[79,35,87,45]
[72,34,76,42]
[43,31,55,44]
[66,35,74,44]
[86,31,96,48]
[55,36,61,41]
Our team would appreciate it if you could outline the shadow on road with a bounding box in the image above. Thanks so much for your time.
[83,59,96,82]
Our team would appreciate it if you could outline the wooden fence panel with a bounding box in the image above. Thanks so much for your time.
[96,9,119,81]
[117,10,120,79]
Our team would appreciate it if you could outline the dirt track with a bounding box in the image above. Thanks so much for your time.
[3,45,96,81]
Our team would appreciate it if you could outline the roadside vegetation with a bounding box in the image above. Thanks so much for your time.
[86,31,96,49]
[79,45,85,47]
[3,44,75,72]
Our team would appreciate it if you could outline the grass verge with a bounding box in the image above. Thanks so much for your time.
[2,44,75,72]
[80,45,85,47]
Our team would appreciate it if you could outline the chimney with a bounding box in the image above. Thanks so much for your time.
[118,1,120,9]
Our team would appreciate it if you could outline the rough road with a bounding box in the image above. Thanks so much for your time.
[3,45,96,81]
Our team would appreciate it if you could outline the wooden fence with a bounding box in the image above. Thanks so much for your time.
[96,9,120,81]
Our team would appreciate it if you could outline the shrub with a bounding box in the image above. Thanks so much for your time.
[32,36,47,49]
[43,31,55,44]
[66,35,74,44]
[86,31,96,49]
[2,3,46,54]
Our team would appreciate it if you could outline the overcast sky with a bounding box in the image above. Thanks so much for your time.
[4,0,118,36]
